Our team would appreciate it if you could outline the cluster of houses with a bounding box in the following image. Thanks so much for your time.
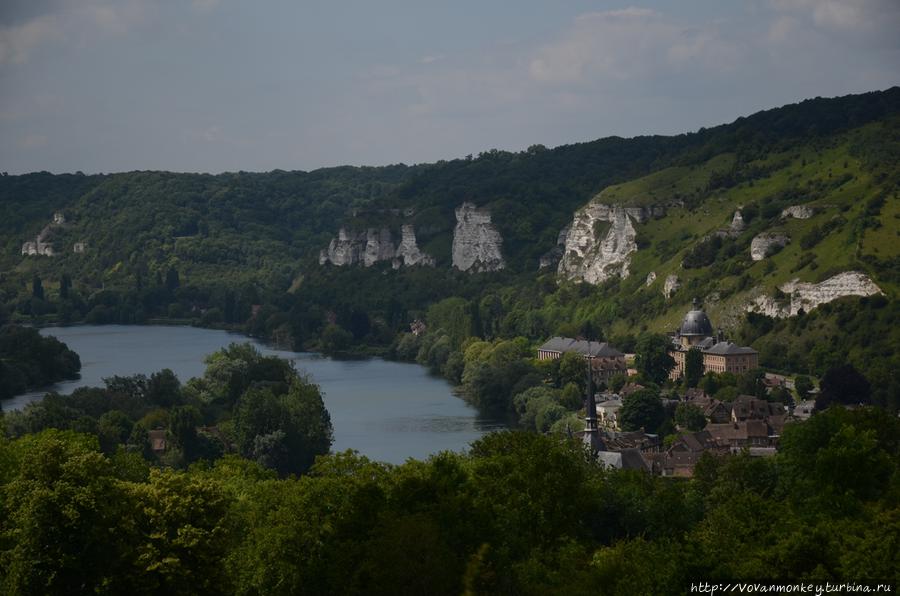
[537,302,814,477]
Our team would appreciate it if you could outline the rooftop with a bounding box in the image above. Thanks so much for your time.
[538,337,624,358]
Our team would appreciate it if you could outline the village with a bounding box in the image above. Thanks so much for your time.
[537,301,818,477]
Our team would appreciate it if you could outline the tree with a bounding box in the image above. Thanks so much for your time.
[674,403,706,431]
[634,333,675,385]
[619,388,666,432]
[97,410,134,454]
[146,369,183,407]
[558,352,586,390]
[738,369,767,399]
[684,348,703,388]
[59,274,71,299]
[320,323,352,354]
[817,364,872,411]
[608,373,627,393]
[234,377,333,476]
[794,375,813,400]
[0,431,129,593]
[168,405,202,461]
[165,267,180,292]
[32,275,44,300]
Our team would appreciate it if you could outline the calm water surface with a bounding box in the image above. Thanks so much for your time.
[9,325,506,463]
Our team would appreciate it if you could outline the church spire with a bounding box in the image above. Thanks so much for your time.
[582,356,601,454]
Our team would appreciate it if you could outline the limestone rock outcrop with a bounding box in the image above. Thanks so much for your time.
[781,205,816,219]
[747,271,882,318]
[320,228,364,266]
[394,224,435,267]
[452,203,505,272]
[750,233,790,261]
[363,228,396,266]
[539,224,571,270]
[558,203,640,285]
[663,274,681,298]
[730,210,745,234]
[320,225,434,268]
[21,214,63,257]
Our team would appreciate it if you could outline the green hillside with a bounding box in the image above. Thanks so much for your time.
[1,87,898,407]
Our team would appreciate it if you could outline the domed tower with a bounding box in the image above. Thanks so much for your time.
[678,298,713,348]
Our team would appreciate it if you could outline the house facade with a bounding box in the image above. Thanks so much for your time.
[669,301,758,379]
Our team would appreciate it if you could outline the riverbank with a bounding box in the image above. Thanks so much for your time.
[4,324,506,463]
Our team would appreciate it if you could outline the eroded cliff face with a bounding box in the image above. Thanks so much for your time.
[557,203,644,285]
[319,226,433,268]
[364,228,396,266]
[747,271,882,318]
[663,274,681,298]
[750,232,790,261]
[539,224,571,270]
[781,205,816,219]
[452,202,505,272]
[395,224,435,267]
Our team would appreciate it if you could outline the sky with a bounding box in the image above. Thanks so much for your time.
[1,0,899,174]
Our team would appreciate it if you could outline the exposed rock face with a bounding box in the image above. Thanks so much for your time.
[539,224,571,270]
[558,203,640,284]
[747,271,882,318]
[750,233,790,261]
[320,227,363,266]
[663,274,681,298]
[320,225,434,268]
[452,202,505,272]
[730,210,745,234]
[623,206,665,223]
[363,228,395,266]
[781,205,816,219]
[645,271,657,287]
[394,224,435,267]
[21,218,58,257]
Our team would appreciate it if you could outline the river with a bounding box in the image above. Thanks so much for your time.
[7,325,507,464]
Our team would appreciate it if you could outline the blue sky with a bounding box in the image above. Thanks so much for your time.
[1,0,899,174]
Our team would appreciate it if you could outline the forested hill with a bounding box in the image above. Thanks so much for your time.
[2,87,899,407]
[3,87,899,275]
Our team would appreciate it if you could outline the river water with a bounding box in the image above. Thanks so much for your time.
[8,325,506,463]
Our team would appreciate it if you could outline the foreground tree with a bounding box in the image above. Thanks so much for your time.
[634,334,675,385]
[234,378,333,476]
[619,388,666,433]
[684,347,703,388]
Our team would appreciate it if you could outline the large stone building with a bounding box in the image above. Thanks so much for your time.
[669,302,758,379]
[537,337,627,382]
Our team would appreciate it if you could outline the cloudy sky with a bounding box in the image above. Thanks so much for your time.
[1,0,899,174]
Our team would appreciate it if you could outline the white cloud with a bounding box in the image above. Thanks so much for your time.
[0,1,150,65]
[771,0,900,47]
[0,14,61,65]
[528,8,740,85]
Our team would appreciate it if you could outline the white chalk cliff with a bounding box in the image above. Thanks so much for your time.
[557,203,641,285]
[750,233,790,261]
[663,274,681,298]
[747,271,882,318]
[394,224,435,267]
[452,202,505,272]
[781,205,816,219]
[319,225,434,268]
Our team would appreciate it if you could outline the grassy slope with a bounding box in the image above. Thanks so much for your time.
[597,118,899,337]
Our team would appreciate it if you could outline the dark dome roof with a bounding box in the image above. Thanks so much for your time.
[680,309,714,336]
